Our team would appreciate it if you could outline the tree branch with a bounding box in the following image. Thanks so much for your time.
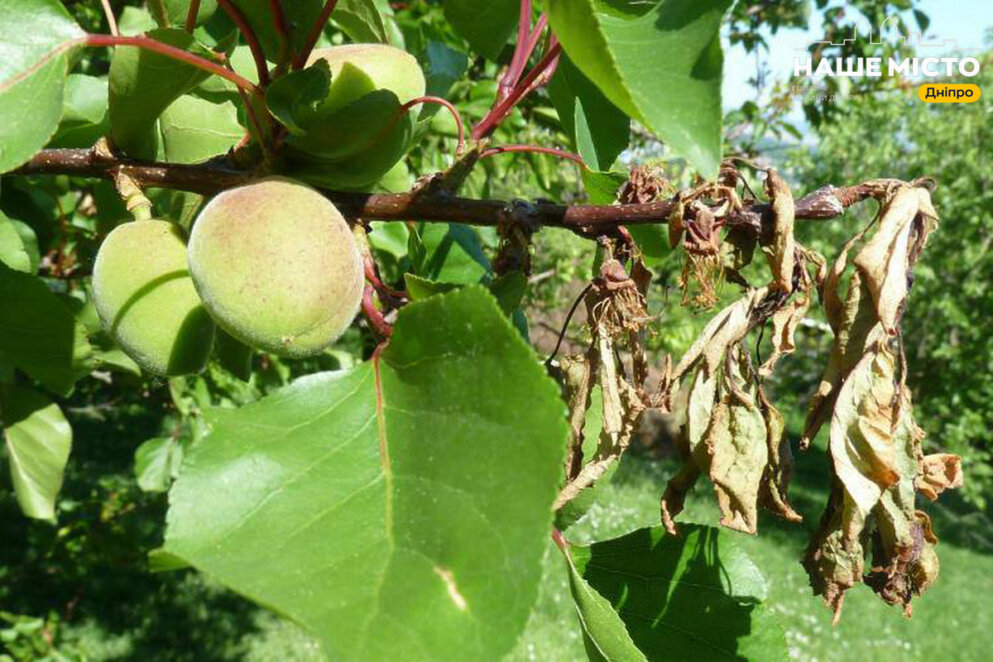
[11,149,880,236]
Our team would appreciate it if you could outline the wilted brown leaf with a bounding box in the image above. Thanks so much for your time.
[915,453,964,501]
[853,186,939,335]
[764,168,795,293]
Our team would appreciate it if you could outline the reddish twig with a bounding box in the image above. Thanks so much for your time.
[498,0,534,102]
[184,0,202,32]
[472,41,562,140]
[364,257,406,301]
[399,95,465,154]
[216,0,271,86]
[99,0,119,36]
[294,0,340,69]
[362,285,394,338]
[480,144,585,167]
[84,35,260,96]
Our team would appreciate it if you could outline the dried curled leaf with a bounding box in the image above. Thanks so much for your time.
[554,253,649,511]
[853,185,939,335]
[829,345,901,516]
[915,453,964,501]
[661,309,801,536]
[801,182,960,620]
[758,390,802,522]
[764,168,795,293]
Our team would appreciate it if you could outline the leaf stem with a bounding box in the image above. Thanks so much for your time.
[362,286,394,338]
[216,0,271,86]
[84,35,261,97]
[399,96,466,154]
[294,0,340,69]
[184,0,202,33]
[472,42,561,140]
[480,144,585,167]
[498,0,534,102]
[99,0,119,36]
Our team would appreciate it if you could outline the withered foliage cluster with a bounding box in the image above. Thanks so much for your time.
[551,164,963,621]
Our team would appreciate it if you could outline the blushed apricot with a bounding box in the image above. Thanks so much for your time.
[187,178,364,357]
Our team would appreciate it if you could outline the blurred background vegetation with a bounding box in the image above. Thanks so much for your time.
[2,1,991,661]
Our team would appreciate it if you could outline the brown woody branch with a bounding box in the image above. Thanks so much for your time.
[12,149,880,235]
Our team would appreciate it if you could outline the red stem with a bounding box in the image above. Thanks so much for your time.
[472,42,562,140]
[362,286,393,338]
[399,96,465,154]
[498,0,533,102]
[216,0,271,86]
[84,35,260,96]
[480,144,585,167]
[184,0,202,32]
[364,258,406,300]
[267,0,293,64]
[294,0,340,69]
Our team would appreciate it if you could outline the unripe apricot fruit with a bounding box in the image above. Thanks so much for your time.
[187,178,364,358]
[286,44,426,190]
[93,220,215,376]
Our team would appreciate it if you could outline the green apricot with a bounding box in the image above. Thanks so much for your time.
[93,220,215,376]
[187,178,364,358]
[286,44,426,190]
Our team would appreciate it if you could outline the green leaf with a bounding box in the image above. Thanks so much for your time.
[443,0,518,60]
[368,221,409,260]
[230,0,324,64]
[263,62,331,136]
[7,218,40,274]
[160,94,243,164]
[163,286,567,661]
[546,0,732,177]
[547,55,629,172]
[422,41,468,109]
[1,384,72,521]
[0,263,91,396]
[49,74,110,148]
[405,272,524,319]
[572,525,788,662]
[557,536,648,662]
[413,223,491,284]
[0,212,32,273]
[488,271,527,315]
[404,273,460,301]
[0,0,84,173]
[333,0,390,44]
[134,436,184,493]
[108,28,215,159]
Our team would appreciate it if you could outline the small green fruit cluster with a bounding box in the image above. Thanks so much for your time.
[93,179,364,376]
[286,44,426,191]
